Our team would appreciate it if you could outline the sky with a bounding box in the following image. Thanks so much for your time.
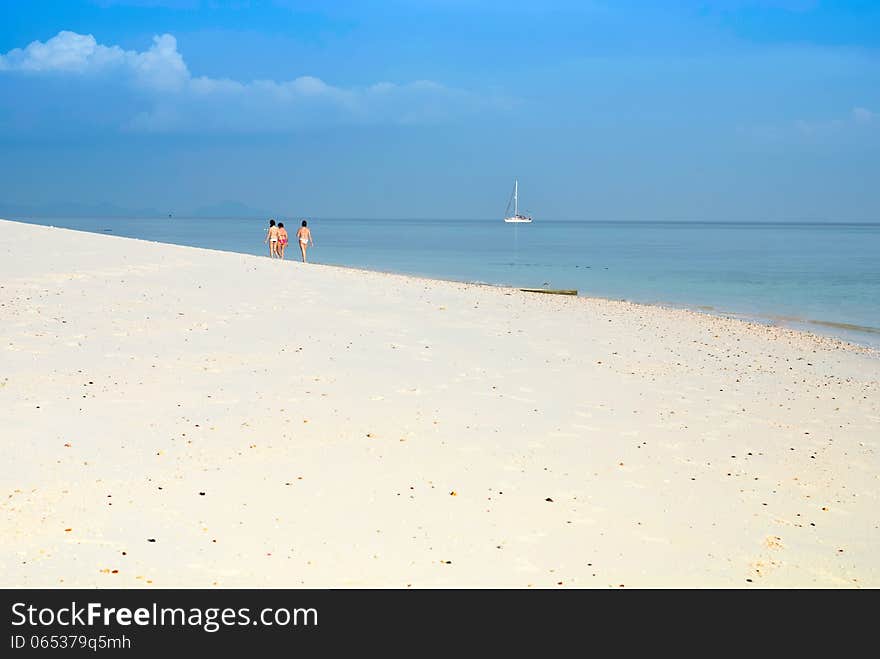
[0,0,878,220]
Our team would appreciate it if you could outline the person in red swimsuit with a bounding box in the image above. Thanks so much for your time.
[277,222,289,260]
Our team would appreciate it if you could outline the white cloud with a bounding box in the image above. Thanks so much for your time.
[0,31,188,91]
[853,107,875,123]
[0,31,117,73]
[794,107,876,135]
[0,30,501,132]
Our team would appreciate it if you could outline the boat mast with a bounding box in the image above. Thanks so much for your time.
[514,179,518,217]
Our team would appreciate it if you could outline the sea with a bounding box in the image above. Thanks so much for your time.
[12,216,880,348]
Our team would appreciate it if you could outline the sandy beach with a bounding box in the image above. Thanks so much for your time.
[1,218,878,588]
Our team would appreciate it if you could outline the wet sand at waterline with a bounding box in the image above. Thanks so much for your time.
[1,219,878,587]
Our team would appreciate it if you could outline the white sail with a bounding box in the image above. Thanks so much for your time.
[514,179,518,216]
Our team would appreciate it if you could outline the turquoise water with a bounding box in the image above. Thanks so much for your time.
[13,216,880,347]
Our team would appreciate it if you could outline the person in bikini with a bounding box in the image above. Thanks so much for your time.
[296,220,314,263]
[277,222,289,260]
[264,219,279,258]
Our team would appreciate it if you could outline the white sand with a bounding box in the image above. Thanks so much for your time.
[1,218,878,588]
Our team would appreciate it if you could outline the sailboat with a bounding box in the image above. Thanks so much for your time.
[503,179,532,223]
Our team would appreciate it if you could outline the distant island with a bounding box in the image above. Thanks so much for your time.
[0,199,272,219]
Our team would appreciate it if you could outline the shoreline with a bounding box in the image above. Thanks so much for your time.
[5,218,879,352]
[2,218,879,587]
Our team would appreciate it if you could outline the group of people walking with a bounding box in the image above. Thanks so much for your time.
[265,219,313,261]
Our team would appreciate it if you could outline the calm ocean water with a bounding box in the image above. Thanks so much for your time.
[13,216,880,347]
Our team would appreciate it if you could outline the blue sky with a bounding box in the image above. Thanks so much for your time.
[0,0,878,219]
